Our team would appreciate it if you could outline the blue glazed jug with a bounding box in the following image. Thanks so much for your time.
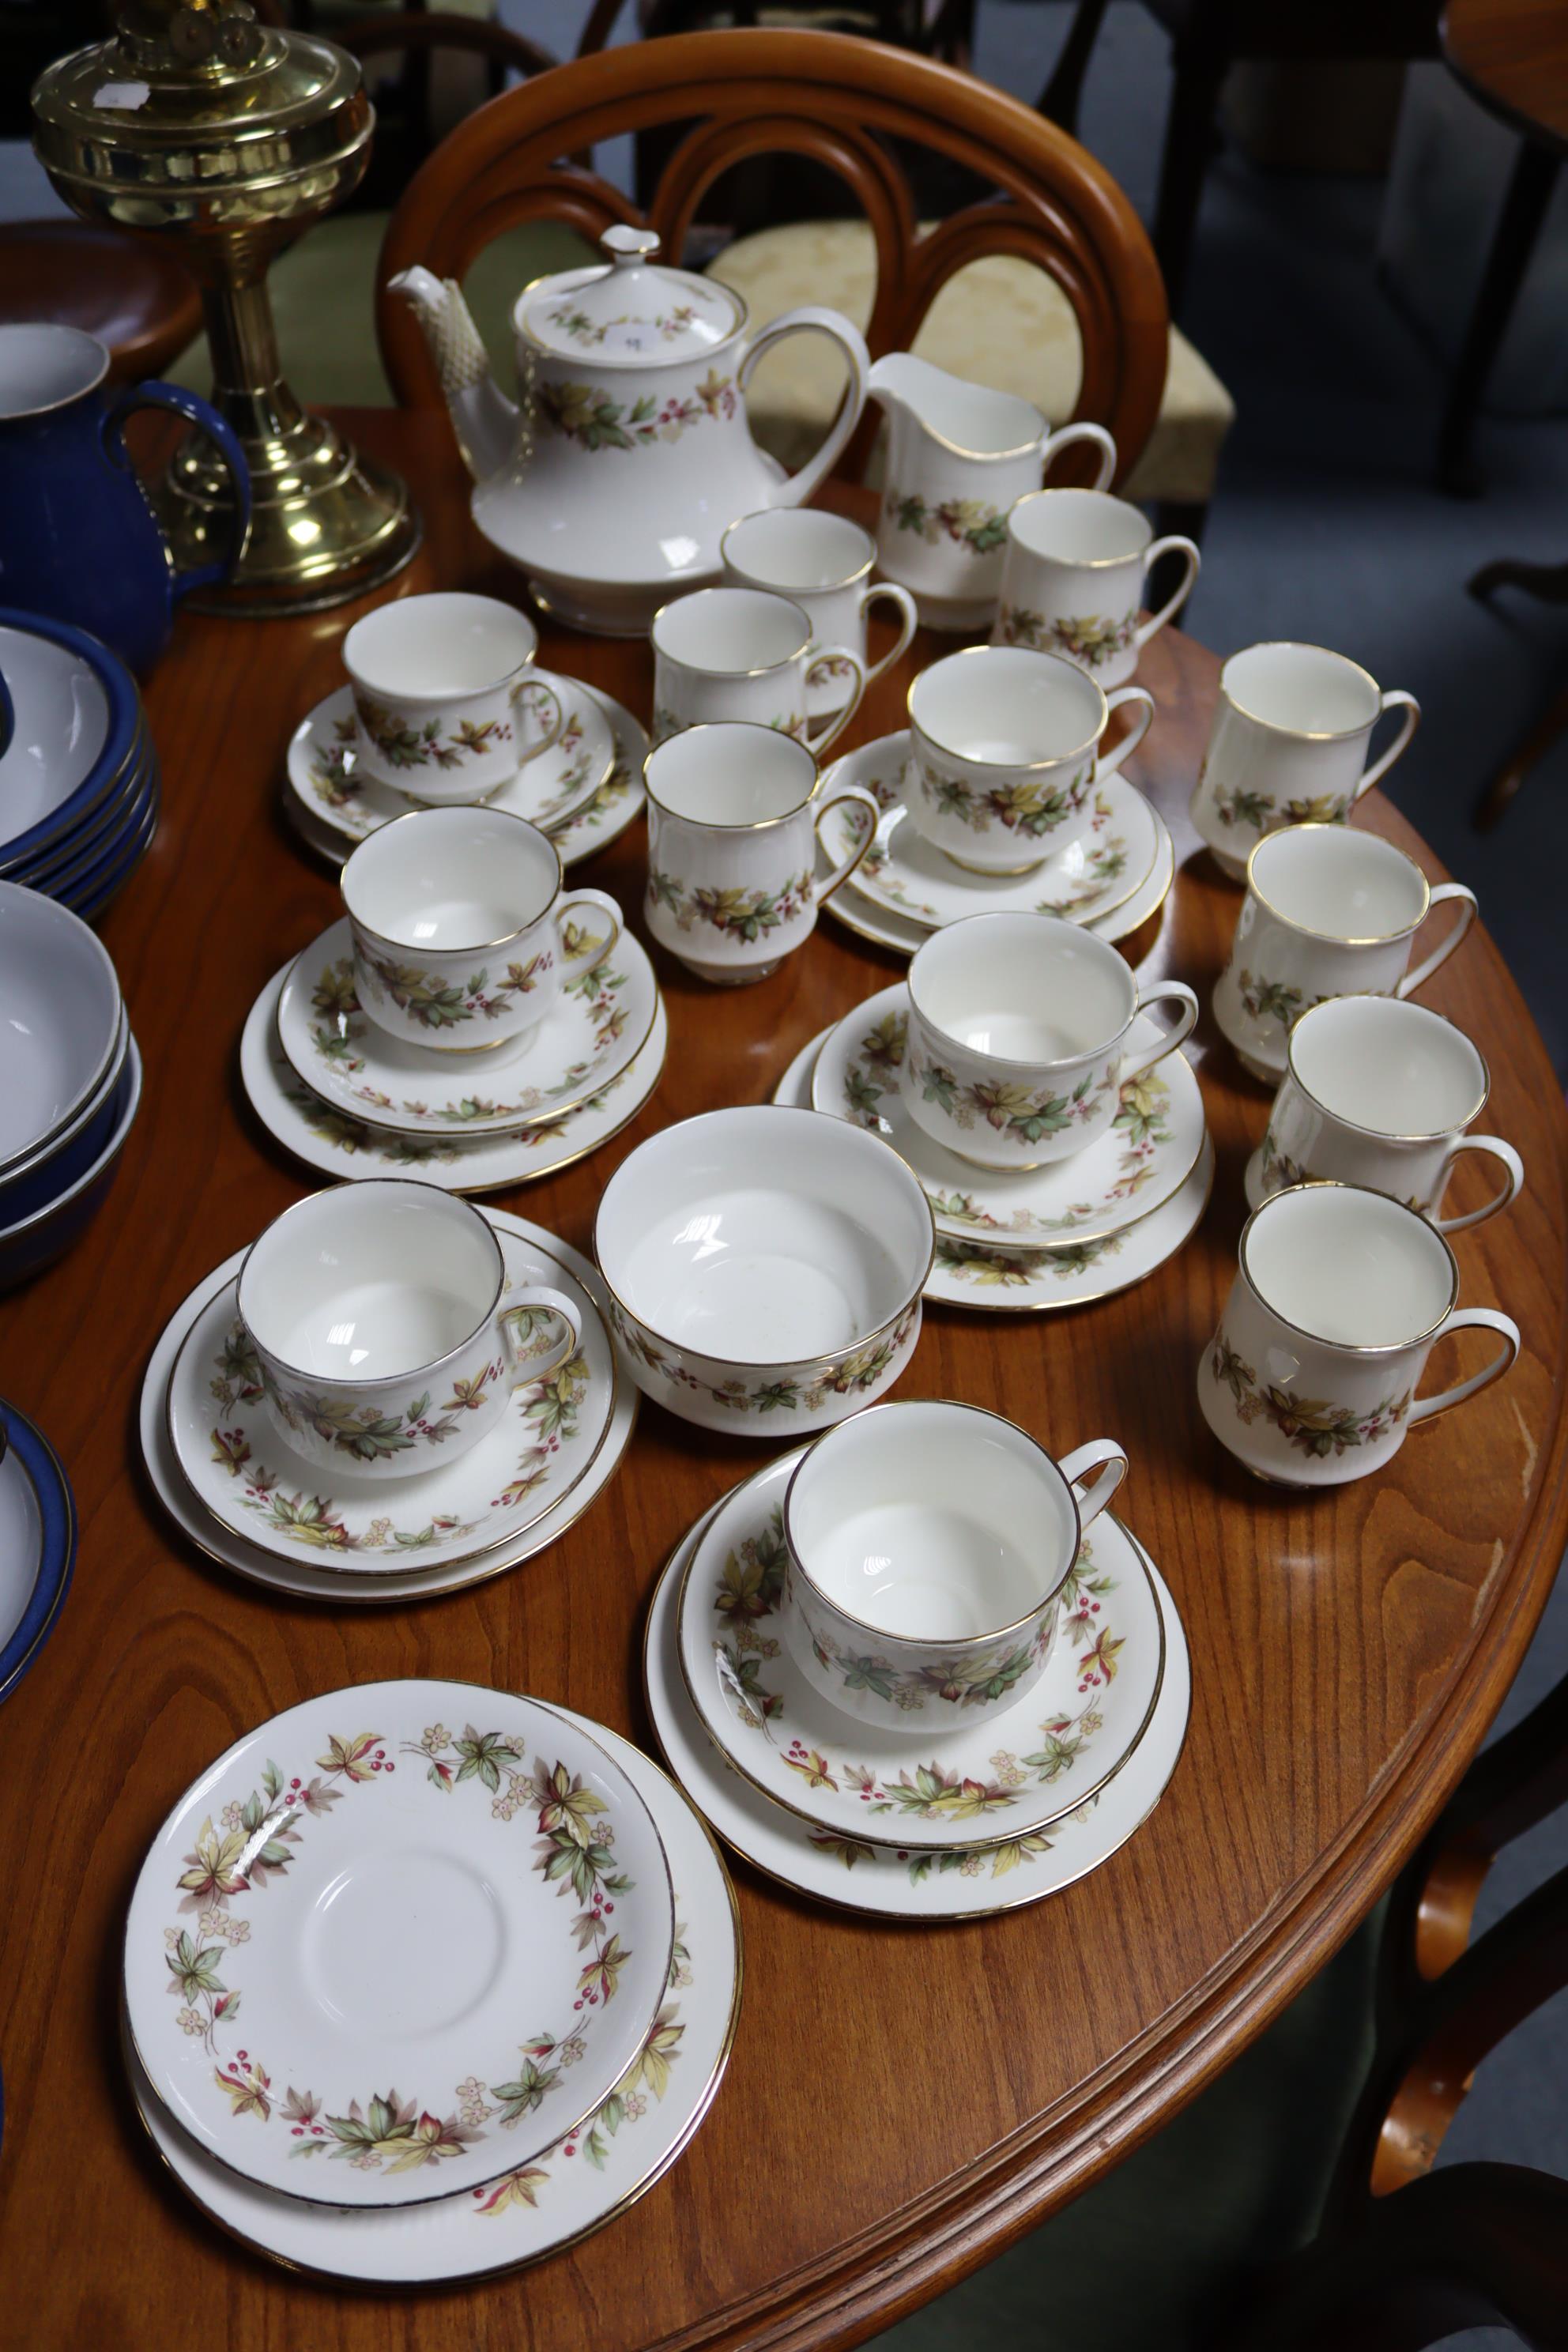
[0,322,250,677]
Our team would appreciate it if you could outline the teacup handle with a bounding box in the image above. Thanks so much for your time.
[1433,1136,1525,1234]
[1057,1438,1128,1535]
[811,785,881,903]
[1353,690,1421,802]
[858,582,918,684]
[555,887,622,971]
[1095,685,1155,785]
[1407,1307,1520,1427]
[1136,537,1201,649]
[497,1287,583,1389]
[1040,421,1118,491]
[804,647,867,756]
[510,677,567,767]
[1396,883,1478,999]
[1121,981,1200,1081]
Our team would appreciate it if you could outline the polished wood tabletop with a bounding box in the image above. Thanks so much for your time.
[1443,0,1568,153]
[1,411,1564,2352]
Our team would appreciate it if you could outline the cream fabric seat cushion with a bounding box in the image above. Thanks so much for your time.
[707,220,1234,506]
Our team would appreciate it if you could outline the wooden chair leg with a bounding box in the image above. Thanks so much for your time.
[1035,0,1110,135]
[1435,139,1562,498]
[1471,555,1568,606]
[1151,43,1227,318]
[1472,680,1568,831]
[1413,1662,1568,1970]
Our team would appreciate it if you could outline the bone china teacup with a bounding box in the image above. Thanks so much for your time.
[1254,995,1525,1234]
[901,911,1199,1172]
[1198,1182,1519,1487]
[993,488,1200,688]
[720,509,917,722]
[236,1179,583,1483]
[1190,641,1420,880]
[650,585,865,754]
[1213,824,1477,1082]
[780,1399,1128,1734]
[643,723,880,985]
[906,644,1154,876]
[341,806,622,1056]
[342,590,564,803]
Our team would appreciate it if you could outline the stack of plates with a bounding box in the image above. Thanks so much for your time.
[816,729,1175,958]
[0,610,159,921]
[121,1675,740,2284]
[141,1208,635,1604]
[642,1457,1190,1920]
[0,1400,77,1707]
[772,985,1212,1314]
[0,882,142,1288]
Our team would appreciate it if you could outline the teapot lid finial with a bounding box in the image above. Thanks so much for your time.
[601,224,662,268]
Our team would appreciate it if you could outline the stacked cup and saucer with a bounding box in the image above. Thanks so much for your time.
[282,590,649,873]
[643,1397,1191,1920]
[243,719,665,1192]
[778,898,1211,1313]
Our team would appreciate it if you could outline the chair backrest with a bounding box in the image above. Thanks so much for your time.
[375,28,1169,487]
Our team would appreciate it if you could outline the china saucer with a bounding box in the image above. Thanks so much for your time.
[277,915,659,1138]
[141,1213,637,1604]
[646,1502,1189,1920]
[817,733,1156,933]
[285,678,616,846]
[164,1225,616,1575]
[126,1719,737,2284]
[123,1679,676,2209]
[825,800,1176,959]
[811,982,1206,1247]
[676,1451,1163,1852]
[243,963,666,1195]
[285,684,649,873]
[776,1033,1215,1314]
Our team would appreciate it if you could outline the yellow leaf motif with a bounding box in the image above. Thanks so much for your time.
[475,2165,550,2215]
[316,1731,382,1781]
[784,1749,839,1791]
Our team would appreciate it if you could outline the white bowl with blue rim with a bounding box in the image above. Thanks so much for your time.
[0,1398,77,1706]
[0,879,123,1175]
[0,609,141,874]
[0,1033,141,1289]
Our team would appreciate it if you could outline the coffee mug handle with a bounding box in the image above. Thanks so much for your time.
[510,676,567,767]
[1408,1307,1520,1427]
[1121,981,1200,1080]
[1057,1438,1128,1536]
[1397,883,1478,999]
[1136,537,1201,649]
[858,582,918,684]
[497,1287,583,1389]
[1095,685,1155,785]
[1354,690,1421,802]
[556,887,622,971]
[812,785,881,903]
[1040,420,1118,491]
[1434,1136,1525,1234]
[804,647,867,756]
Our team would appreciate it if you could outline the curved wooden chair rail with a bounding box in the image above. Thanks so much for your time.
[337,11,561,83]
[374,28,1170,488]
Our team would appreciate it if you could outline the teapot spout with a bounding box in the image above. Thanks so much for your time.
[390,265,520,482]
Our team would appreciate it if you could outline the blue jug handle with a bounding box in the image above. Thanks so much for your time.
[100,382,253,600]
[0,661,12,762]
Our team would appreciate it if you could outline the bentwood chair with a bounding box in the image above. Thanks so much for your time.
[374,28,1178,503]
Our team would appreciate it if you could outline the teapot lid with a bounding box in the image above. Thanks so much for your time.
[520,224,740,364]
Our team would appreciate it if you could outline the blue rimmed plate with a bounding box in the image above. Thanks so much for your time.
[0,1400,77,1707]
[0,610,141,870]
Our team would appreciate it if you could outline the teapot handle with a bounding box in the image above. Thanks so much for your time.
[739,308,871,512]
[101,383,253,600]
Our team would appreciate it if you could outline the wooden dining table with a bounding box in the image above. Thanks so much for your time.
[1,409,1564,2351]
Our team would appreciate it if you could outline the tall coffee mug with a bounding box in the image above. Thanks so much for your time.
[1191,643,1420,880]
[643,722,879,984]
[905,645,1154,876]
[650,586,865,753]
[900,910,1197,1171]
[1253,996,1524,1233]
[343,591,564,804]
[1197,1182,1519,1487]
[236,1180,584,1483]
[341,806,621,1054]
[1213,824,1477,1081]
[993,488,1200,688]
[720,510,917,721]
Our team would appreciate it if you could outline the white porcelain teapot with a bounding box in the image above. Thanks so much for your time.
[393,226,871,636]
